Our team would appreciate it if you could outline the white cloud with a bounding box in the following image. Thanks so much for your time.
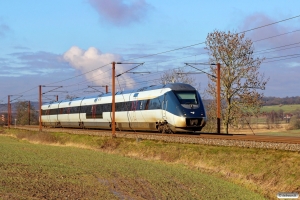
[63,46,136,89]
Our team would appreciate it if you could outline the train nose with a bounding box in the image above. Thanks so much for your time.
[190,119,198,126]
[186,118,201,126]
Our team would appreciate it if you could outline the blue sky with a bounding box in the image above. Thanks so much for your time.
[0,0,300,103]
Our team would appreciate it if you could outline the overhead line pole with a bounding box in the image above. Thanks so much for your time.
[7,95,23,129]
[185,62,221,134]
[39,85,63,131]
[7,95,10,129]
[112,62,116,138]
[39,85,42,132]
[28,101,30,125]
[87,85,108,94]
[111,62,144,138]
[216,63,221,134]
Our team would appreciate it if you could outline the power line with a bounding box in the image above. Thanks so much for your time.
[239,15,300,34]
[44,63,111,86]
[254,44,300,55]
[264,53,300,60]
[263,55,300,64]
[3,14,300,101]
[253,29,300,42]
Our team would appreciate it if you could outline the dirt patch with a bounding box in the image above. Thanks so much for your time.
[97,177,158,199]
[100,138,120,150]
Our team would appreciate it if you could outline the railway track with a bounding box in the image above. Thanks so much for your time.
[11,125,300,151]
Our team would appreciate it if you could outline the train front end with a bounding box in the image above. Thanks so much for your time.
[168,84,207,132]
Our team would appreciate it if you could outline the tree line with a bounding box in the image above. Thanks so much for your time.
[263,96,300,106]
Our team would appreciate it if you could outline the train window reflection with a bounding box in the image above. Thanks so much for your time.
[174,91,198,104]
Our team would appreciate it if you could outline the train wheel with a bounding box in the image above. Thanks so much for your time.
[157,123,173,134]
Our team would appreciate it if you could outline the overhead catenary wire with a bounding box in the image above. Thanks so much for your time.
[253,41,300,54]
[2,14,300,102]
[50,13,297,90]
[253,29,300,43]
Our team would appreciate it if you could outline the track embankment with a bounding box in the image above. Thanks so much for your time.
[14,126,300,152]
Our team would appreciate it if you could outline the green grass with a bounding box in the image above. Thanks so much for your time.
[3,127,300,199]
[0,134,265,200]
[261,104,300,113]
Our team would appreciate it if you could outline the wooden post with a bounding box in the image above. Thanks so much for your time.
[217,63,221,134]
[39,85,42,132]
[28,101,30,125]
[56,95,58,101]
[112,62,116,137]
[106,85,108,93]
[8,95,10,128]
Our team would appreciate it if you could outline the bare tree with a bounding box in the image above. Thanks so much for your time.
[16,101,38,125]
[205,30,268,134]
[201,100,217,133]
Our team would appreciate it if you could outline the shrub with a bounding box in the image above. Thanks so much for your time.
[286,116,300,130]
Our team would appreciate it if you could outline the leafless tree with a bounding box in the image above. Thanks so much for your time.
[205,30,269,134]
[16,101,38,125]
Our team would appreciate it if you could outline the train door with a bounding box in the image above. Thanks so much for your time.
[128,93,138,129]
[46,105,51,125]
[67,106,71,126]
[162,94,167,120]
[131,99,138,121]
[79,97,85,123]
[131,93,139,121]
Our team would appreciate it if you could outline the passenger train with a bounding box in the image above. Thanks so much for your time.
[41,83,207,133]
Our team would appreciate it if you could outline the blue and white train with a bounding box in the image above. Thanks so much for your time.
[41,83,206,133]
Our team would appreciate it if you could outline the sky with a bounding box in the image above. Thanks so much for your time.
[0,0,300,104]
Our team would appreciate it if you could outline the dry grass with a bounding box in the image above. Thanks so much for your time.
[0,130,265,200]
[1,127,300,199]
[229,124,300,136]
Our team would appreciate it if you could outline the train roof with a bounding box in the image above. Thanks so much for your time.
[43,83,196,105]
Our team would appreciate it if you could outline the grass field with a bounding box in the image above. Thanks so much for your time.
[0,133,265,199]
[254,129,300,136]
[1,127,300,199]
[261,104,300,113]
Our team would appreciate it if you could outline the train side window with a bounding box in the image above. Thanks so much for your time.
[145,100,150,110]
[96,104,103,118]
[72,106,79,113]
[50,109,56,115]
[92,105,96,118]
[139,101,143,110]
[131,101,139,111]
[149,97,161,109]
[116,102,123,111]
[125,102,131,111]
[84,105,90,113]
[105,104,111,112]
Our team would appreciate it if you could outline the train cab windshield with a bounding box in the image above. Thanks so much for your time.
[174,91,198,104]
